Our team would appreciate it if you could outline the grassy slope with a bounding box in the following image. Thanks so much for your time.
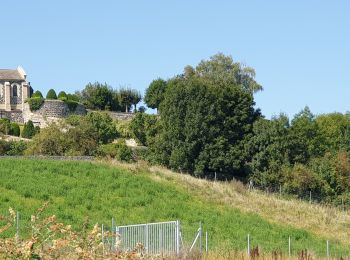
[0,159,349,257]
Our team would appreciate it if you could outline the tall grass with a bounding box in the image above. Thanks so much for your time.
[0,158,349,257]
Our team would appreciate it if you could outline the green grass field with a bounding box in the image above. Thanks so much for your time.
[0,158,348,257]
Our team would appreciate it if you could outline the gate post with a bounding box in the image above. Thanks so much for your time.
[176,220,180,255]
[145,224,149,254]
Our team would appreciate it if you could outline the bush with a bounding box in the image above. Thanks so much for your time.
[0,140,27,155]
[32,90,43,98]
[58,91,68,100]
[67,93,80,102]
[26,121,99,156]
[0,118,11,135]
[86,112,118,144]
[46,89,57,100]
[97,140,133,161]
[65,99,78,112]
[28,97,44,111]
[22,120,38,139]
[9,123,20,137]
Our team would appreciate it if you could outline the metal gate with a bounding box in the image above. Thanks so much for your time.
[116,220,180,255]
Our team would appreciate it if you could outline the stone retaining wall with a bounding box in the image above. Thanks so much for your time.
[0,110,24,124]
[23,100,87,127]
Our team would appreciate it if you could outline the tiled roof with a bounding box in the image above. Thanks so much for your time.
[0,69,24,81]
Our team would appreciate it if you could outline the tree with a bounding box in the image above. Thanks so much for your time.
[58,91,68,100]
[0,119,11,135]
[32,90,43,98]
[22,120,38,139]
[9,122,20,137]
[152,77,259,178]
[77,82,114,110]
[130,113,159,146]
[247,115,293,187]
[86,112,118,144]
[144,79,167,112]
[119,88,134,113]
[46,89,58,100]
[131,90,142,112]
[192,53,262,93]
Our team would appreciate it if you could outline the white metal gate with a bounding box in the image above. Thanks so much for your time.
[116,220,180,255]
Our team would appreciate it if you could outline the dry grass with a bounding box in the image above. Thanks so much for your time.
[104,160,350,245]
[145,165,350,247]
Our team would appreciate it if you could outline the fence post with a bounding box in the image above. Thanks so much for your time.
[309,191,312,204]
[205,231,208,253]
[16,211,19,243]
[145,224,149,254]
[176,220,180,255]
[111,218,115,251]
[199,222,202,254]
[327,240,329,258]
[288,236,291,256]
[247,234,250,256]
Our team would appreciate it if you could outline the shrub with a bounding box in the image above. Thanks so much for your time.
[32,90,43,98]
[46,89,57,100]
[6,141,27,155]
[28,97,44,111]
[9,123,20,137]
[0,119,11,135]
[0,140,27,155]
[22,120,37,139]
[86,112,118,144]
[97,140,133,162]
[65,100,78,112]
[58,91,68,100]
[67,93,80,102]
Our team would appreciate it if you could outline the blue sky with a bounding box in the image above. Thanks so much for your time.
[1,1,349,118]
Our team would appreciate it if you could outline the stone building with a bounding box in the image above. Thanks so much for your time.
[0,66,31,111]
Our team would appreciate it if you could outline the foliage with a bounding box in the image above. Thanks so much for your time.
[65,99,79,112]
[119,87,135,113]
[190,53,263,93]
[0,204,132,259]
[31,90,43,98]
[130,113,159,146]
[67,93,80,102]
[57,91,68,100]
[97,139,133,162]
[0,118,11,135]
[9,122,20,137]
[77,82,116,111]
[144,78,167,110]
[46,89,57,100]
[27,97,44,111]
[86,112,118,144]
[26,121,98,156]
[21,120,38,139]
[0,140,27,155]
[151,77,259,178]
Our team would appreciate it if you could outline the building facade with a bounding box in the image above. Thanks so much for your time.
[0,66,31,111]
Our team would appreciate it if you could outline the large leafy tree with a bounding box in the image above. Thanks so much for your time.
[144,78,167,112]
[187,53,263,93]
[77,82,115,110]
[152,77,260,179]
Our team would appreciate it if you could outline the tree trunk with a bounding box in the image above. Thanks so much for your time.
[125,104,128,113]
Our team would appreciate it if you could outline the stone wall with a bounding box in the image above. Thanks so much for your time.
[22,100,86,127]
[107,111,135,121]
[0,110,24,124]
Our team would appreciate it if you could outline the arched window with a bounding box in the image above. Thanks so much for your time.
[12,84,18,97]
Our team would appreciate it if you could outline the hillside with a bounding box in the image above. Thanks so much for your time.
[0,158,349,258]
